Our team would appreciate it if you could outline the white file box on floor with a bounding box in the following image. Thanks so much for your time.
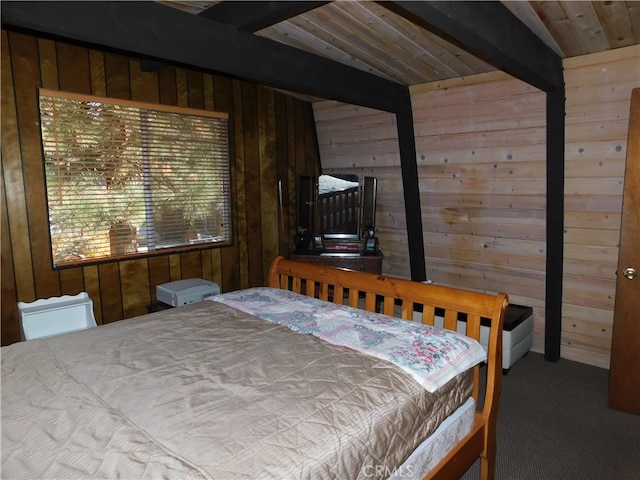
[18,292,97,340]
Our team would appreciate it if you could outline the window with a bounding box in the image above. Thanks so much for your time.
[38,89,232,268]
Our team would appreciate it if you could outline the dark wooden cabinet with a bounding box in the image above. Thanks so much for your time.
[291,252,383,274]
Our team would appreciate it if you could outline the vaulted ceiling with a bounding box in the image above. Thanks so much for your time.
[160,0,640,88]
[4,1,639,110]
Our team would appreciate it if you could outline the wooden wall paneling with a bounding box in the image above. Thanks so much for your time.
[54,42,93,297]
[240,81,262,287]
[293,101,309,176]
[37,38,58,90]
[564,157,626,181]
[175,68,189,108]
[287,96,300,250]
[2,32,36,308]
[147,256,171,304]
[313,72,549,352]
[419,159,546,180]
[567,119,633,146]
[567,99,638,135]
[564,253,617,280]
[10,31,61,301]
[205,76,237,292]
[119,259,150,318]
[130,60,159,104]
[561,45,640,367]
[316,120,399,148]
[226,79,247,289]
[187,69,204,108]
[258,87,279,281]
[430,78,545,352]
[200,249,213,283]
[168,254,181,282]
[89,51,106,97]
[105,52,131,100]
[202,73,221,285]
[97,262,122,324]
[564,51,640,88]
[203,74,215,110]
[415,128,547,154]
[185,70,209,282]
[181,251,203,280]
[320,139,404,167]
[1,160,20,344]
[274,92,291,257]
[424,262,546,303]
[213,74,240,292]
[56,42,91,93]
[58,269,86,298]
[423,234,546,271]
[82,265,102,325]
[561,268,618,309]
[411,75,539,107]
[158,67,178,105]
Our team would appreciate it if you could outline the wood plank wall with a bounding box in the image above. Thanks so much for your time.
[315,72,548,352]
[411,72,548,356]
[314,45,639,368]
[1,30,319,346]
[562,45,640,368]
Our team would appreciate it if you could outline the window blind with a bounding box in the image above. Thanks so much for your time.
[38,89,232,268]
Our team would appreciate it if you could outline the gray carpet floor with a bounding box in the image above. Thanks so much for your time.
[461,352,640,480]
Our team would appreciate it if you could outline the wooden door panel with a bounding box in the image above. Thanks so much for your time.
[609,88,640,414]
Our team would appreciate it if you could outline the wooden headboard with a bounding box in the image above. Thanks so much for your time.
[269,256,509,480]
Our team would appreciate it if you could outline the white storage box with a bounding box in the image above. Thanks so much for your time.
[18,292,97,340]
[156,279,220,307]
[399,301,533,372]
[432,304,534,372]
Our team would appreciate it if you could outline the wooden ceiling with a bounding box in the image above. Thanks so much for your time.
[160,1,640,88]
[2,1,637,106]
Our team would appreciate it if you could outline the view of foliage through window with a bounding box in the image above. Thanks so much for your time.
[39,89,232,267]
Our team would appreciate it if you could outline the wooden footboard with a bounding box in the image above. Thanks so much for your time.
[269,256,508,480]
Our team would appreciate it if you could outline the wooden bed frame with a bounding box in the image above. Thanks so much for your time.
[269,256,508,480]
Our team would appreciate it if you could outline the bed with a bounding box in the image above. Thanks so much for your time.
[1,256,507,480]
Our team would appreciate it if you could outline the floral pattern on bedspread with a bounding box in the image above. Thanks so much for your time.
[209,287,486,393]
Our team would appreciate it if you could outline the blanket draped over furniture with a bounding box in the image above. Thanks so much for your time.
[1,257,507,480]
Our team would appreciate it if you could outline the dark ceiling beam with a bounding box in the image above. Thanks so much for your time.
[200,1,329,32]
[1,1,405,113]
[382,1,564,92]
[142,2,329,73]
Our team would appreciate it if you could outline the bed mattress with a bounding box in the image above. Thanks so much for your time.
[2,297,476,479]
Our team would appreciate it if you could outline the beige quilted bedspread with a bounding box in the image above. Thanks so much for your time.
[1,300,472,479]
